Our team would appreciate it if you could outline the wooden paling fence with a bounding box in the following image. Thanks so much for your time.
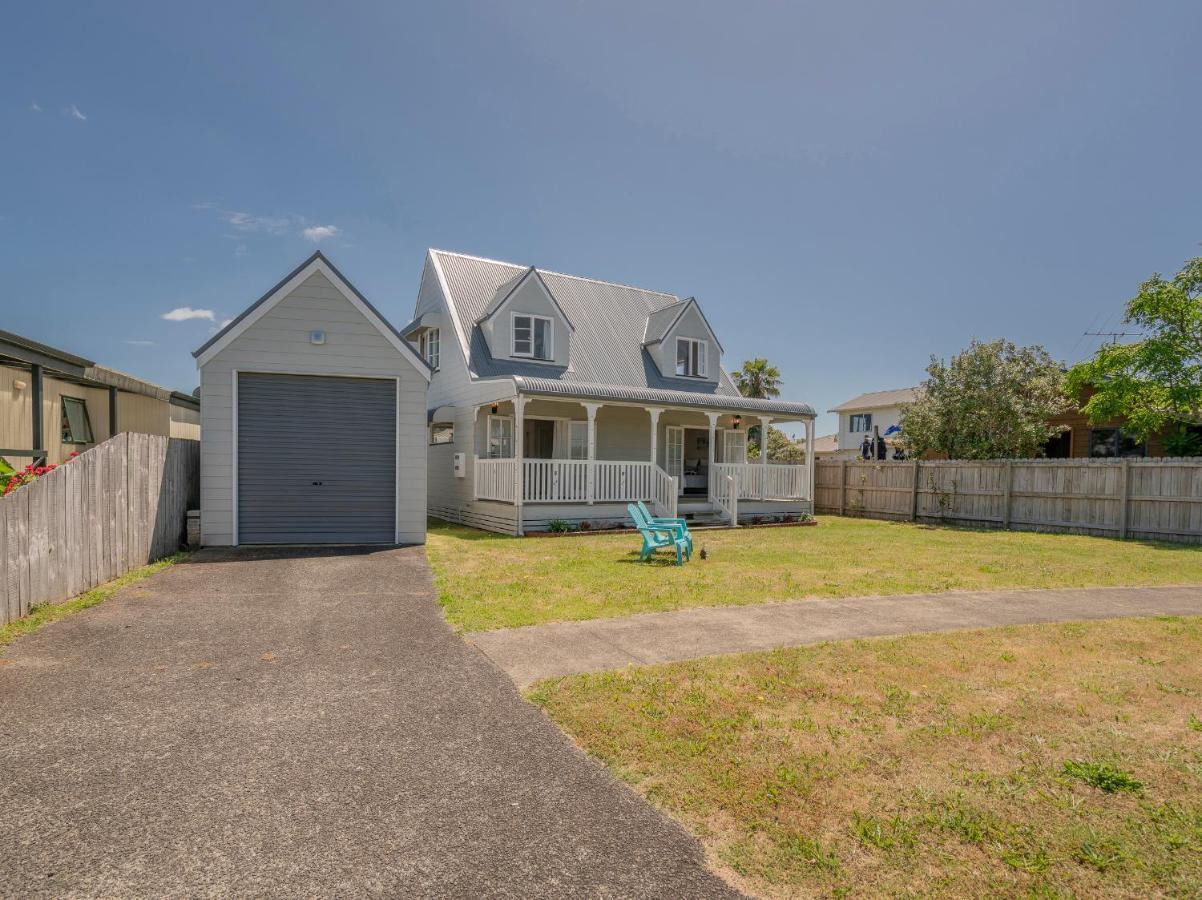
[815,457,1202,544]
[0,433,199,626]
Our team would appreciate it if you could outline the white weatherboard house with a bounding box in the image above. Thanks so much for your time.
[194,253,431,546]
[827,387,919,459]
[404,250,818,534]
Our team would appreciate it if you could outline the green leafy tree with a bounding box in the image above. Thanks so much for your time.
[1067,257,1202,441]
[733,358,782,399]
[900,339,1071,459]
[748,427,805,462]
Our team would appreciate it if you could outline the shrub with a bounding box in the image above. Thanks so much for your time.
[546,519,575,533]
[1,452,79,497]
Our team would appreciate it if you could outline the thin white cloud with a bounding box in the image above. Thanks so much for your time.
[302,225,340,243]
[124,339,156,346]
[30,101,41,112]
[224,210,298,234]
[161,306,216,322]
[66,104,87,121]
[233,244,249,257]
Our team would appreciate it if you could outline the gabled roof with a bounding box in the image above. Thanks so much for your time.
[475,266,574,331]
[829,387,920,413]
[193,251,431,379]
[427,249,748,399]
[642,296,724,353]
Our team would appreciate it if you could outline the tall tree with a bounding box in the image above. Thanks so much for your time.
[900,339,1071,460]
[1067,256,1202,441]
[734,357,788,459]
[733,358,782,399]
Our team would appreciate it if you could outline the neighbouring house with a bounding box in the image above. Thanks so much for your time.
[1,328,200,468]
[1044,385,1181,458]
[193,252,431,547]
[826,387,919,459]
[802,433,839,460]
[402,249,817,534]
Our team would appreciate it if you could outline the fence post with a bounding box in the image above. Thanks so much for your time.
[1118,458,1131,539]
[1002,460,1013,529]
[839,459,847,516]
[910,460,920,521]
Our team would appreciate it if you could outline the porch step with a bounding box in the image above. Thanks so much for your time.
[676,502,729,526]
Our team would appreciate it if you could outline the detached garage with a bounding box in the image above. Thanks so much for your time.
[194,253,431,546]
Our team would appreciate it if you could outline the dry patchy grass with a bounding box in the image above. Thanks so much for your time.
[530,617,1202,898]
[428,516,1202,631]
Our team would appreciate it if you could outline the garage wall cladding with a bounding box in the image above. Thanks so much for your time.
[196,262,429,546]
[237,374,397,544]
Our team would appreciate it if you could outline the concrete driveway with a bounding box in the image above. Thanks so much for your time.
[0,547,738,899]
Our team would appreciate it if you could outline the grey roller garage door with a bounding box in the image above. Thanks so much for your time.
[238,373,396,544]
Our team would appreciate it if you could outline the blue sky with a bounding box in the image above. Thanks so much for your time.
[3,1,1200,435]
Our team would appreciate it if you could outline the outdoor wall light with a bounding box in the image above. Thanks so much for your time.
[732,415,742,429]
[490,403,498,415]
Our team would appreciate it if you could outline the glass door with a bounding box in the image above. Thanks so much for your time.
[665,425,684,491]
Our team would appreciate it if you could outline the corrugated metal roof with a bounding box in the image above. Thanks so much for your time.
[829,387,920,412]
[513,376,815,418]
[431,250,752,400]
[642,300,687,344]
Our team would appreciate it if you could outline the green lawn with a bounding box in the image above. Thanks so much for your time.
[531,617,1202,898]
[427,517,1202,631]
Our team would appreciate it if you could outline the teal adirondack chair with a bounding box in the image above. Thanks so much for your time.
[627,503,690,565]
[636,501,693,556]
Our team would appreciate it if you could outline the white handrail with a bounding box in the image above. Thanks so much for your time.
[475,458,517,502]
[651,465,678,518]
[712,462,809,500]
[710,471,738,525]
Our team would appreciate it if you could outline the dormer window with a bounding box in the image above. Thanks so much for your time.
[513,314,552,360]
[419,328,440,369]
[676,338,706,377]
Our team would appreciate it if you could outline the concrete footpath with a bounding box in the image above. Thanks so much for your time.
[468,584,1202,688]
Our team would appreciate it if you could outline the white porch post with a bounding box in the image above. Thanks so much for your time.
[584,402,600,504]
[647,407,662,467]
[759,416,771,500]
[705,412,720,501]
[805,416,816,504]
[514,395,526,534]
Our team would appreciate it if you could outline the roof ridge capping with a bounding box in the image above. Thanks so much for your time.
[430,248,678,302]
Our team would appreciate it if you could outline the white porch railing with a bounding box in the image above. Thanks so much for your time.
[712,462,810,501]
[711,471,739,526]
[474,458,517,503]
[475,458,678,513]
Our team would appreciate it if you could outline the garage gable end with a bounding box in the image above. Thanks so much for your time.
[194,252,431,379]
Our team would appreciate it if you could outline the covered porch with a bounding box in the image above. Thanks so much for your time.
[470,391,815,530]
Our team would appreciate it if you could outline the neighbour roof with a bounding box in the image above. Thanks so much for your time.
[429,249,768,404]
[804,433,838,453]
[513,376,815,418]
[828,386,920,413]
[0,328,195,403]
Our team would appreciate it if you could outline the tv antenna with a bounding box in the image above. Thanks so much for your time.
[1084,330,1140,345]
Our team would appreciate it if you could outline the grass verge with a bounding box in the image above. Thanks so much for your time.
[530,616,1202,898]
[428,516,1202,631]
[0,552,188,652]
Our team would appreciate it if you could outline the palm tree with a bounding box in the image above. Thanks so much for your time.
[733,358,782,399]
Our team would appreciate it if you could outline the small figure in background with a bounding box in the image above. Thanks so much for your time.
[860,434,872,460]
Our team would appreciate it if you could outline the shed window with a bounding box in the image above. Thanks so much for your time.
[675,338,706,377]
[513,315,552,360]
[1089,427,1146,458]
[419,328,440,369]
[430,422,454,445]
[849,413,873,433]
[61,396,94,444]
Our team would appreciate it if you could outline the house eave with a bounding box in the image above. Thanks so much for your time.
[512,376,815,418]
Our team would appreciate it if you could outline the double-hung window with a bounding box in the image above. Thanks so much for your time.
[569,421,588,460]
[429,422,454,445]
[675,338,706,377]
[513,314,552,360]
[61,396,94,444]
[487,415,514,458]
[419,328,440,369]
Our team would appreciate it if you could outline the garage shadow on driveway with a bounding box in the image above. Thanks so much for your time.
[0,546,739,899]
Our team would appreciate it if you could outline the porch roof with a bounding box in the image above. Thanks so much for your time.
[512,376,816,418]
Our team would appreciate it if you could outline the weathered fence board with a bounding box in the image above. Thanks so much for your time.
[815,457,1202,544]
[0,433,199,625]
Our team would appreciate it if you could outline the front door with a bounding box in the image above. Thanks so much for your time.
[665,425,684,491]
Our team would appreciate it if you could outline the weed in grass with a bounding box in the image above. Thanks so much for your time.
[1074,832,1127,872]
[851,812,917,851]
[1189,714,1202,732]
[1062,760,1143,794]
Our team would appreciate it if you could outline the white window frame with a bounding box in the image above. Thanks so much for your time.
[487,414,514,458]
[675,338,707,377]
[569,421,588,460]
[429,421,454,445]
[849,413,873,433]
[419,328,440,370]
[512,313,553,360]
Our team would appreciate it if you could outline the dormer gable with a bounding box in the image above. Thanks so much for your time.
[643,296,722,384]
[475,266,572,367]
